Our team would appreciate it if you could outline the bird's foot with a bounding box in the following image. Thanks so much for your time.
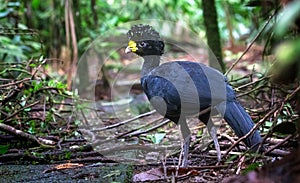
[209,124,222,162]
[180,135,191,167]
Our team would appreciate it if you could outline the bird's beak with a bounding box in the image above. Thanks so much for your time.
[125,46,132,54]
[125,40,138,54]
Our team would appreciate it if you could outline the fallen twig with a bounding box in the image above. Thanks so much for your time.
[90,110,157,132]
[264,134,293,155]
[225,85,300,157]
[123,118,170,137]
[0,122,55,146]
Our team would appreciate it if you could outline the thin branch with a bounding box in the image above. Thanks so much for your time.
[225,85,300,156]
[224,106,278,156]
[264,134,293,155]
[90,110,157,132]
[3,101,40,122]
[235,76,269,91]
[0,123,54,146]
[92,116,164,146]
[0,78,30,88]
[225,13,275,76]
[123,118,171,137]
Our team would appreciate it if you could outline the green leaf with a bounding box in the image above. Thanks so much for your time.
[64,90,74,96]
[48,80,57,87]
[275,40,300,64]
[242,162,260,174]
[31,0,40,9]
[56,82,67,89]
[0,47,27,60]
[0,36,12,43]
[275,1,300,37]
[153,133,166,144]
[65,151,71,159]
[0,10,10,18]
[29,63,37,67]
[20,100,26,107]
[145,133,166,144]
[33,81,43,92]
[78,37,91,49]
[265,121,273,128]
[24,107,31,112]
[0,144,9,155]
[8,2,20,7]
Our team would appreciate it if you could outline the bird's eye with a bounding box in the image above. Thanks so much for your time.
[139,42,147,47]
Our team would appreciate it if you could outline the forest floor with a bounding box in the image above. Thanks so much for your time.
[0,43,298,182]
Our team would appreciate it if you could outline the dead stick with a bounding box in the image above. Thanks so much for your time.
[3,101,40,122]
[225,13,275,76]
[0,78,30,88]
[123,119,170,137]
[225,85,300,156]
[0,123,54,146]
[90,110,156,132]
[92,116,164,146]
[264,134,293,155]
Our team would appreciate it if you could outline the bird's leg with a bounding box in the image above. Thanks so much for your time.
[199,112,221,161]
[182,134,191,167]
[207,120,221,161]
[179,119,191,167]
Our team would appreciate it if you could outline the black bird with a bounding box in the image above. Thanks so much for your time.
[125,24,262,166]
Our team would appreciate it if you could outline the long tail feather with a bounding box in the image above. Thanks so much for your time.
[224,101,262,150]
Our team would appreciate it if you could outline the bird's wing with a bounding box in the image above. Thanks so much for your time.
[141,75,183,118]
[142,61,227,117]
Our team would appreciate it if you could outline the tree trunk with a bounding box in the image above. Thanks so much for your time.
[73,1,90,93]
[202,0,225,73]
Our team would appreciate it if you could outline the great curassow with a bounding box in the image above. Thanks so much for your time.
[125,24,263,167]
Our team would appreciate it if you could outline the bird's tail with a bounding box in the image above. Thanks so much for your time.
[224,101,262,150]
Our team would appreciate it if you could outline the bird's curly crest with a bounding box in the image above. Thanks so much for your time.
[127,24,161,42]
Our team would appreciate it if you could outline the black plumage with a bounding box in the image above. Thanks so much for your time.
[125,24,263,166]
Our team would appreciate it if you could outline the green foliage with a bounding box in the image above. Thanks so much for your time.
[242,162,261,174]
[142,133,166,144]
[64,151,71,159]
[275,39,300,63]
[0,0,261,63]
[0,144,9,155]
[271,38,300,83]
[0,57,76,137]
[101,164,133,183]
[27,120,37,134]
[0,1,43,62]
[274,1,300,37]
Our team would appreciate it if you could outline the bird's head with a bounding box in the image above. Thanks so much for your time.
[125,24,164,57]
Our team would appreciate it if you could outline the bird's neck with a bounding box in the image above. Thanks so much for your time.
[141,55,161,77]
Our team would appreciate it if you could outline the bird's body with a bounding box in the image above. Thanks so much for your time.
[125,24,263,166]
[141,60,227,118]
